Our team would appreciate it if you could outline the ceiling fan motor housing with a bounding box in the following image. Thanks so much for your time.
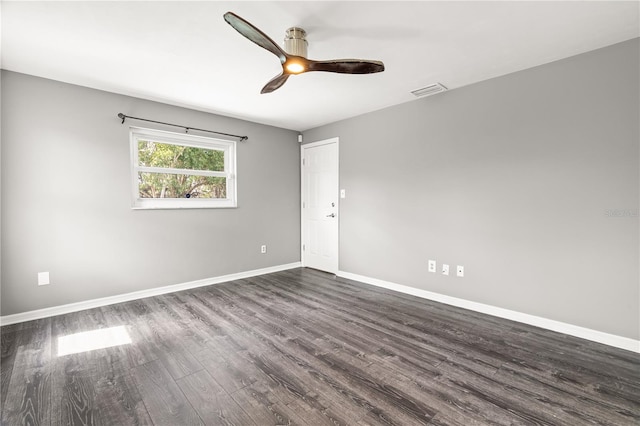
[284,27,308,58]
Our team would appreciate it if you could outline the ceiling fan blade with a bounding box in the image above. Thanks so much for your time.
[307,59,385,74]
[224,12,287,63]
[261,73,290,94]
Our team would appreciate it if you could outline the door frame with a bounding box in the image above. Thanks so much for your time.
[300,137,340,272]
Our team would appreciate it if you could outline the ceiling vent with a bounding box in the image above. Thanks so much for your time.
[411,83,448,98]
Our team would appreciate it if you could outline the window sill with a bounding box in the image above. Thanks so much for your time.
[132,200,237,210]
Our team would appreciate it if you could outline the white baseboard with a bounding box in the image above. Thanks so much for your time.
[337,270,640,354]
[0,262,302,326]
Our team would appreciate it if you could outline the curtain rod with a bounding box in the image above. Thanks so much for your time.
[117,113,248,141]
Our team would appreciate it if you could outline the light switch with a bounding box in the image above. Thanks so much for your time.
[340,189,346,199]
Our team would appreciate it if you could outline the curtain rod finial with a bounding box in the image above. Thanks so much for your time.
[118,113,126,124]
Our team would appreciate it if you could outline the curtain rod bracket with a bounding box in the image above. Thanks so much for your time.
[116,113,247,141]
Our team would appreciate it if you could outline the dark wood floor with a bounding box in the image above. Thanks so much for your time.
[1,268,639,425]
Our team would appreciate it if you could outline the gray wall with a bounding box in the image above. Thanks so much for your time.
[1,71,300,316]
[304,39,639,340]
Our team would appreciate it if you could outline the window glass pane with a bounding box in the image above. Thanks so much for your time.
[138,140,225,172]
[138,172,227,199]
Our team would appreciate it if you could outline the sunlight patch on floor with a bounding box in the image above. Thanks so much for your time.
[57,325,132,356]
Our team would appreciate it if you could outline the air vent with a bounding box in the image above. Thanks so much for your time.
[411,83,448,97]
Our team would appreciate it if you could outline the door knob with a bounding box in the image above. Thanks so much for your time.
[326,213,336,218]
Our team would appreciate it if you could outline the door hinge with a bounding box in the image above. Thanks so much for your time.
[303,244,305,251]
[302,158,305,165]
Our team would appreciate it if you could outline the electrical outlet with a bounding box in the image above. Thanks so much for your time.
[442,264,449,276]
[261,245,267,254]
[428,260,436,273]
[457,265,464,277]
[38,272,50,286]
[442,263,449,275]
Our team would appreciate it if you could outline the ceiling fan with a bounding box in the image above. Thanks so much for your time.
[223,12,385,94]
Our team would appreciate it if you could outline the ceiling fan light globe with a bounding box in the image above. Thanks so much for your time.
[286,62,305,74]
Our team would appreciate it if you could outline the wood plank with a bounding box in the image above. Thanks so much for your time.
[98,303,159,368]
[55,372,100,425]
[176,369,256,426]
[2,365,52,426]
[51,311,101,425]
[1,318,52,426]
[130,359,203,425]
[229,381,306,425]
[92,355,153,426]
[197,349,261,394]
[1,330,19,408]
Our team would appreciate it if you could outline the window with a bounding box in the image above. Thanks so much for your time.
[130,127,236,209]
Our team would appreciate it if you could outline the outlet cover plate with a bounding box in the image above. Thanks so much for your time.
[428,260,436,273]
[442,264,449,276]
[457,265,464,277]
[38,272,50,286]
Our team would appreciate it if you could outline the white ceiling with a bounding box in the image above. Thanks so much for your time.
[2,1,638,131]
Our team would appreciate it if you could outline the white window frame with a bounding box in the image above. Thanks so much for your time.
[130,126,237,209]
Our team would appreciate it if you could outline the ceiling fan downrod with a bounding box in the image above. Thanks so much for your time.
[284,27,308,57]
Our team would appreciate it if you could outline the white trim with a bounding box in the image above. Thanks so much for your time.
[300,147,304,265]
[300,137,340,273]
[337,270,640,354]
[301,137,340,150]
[136,166,227,178]
[0,262,301,326]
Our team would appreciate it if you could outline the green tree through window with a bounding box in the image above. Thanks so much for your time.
[137,141,226,199]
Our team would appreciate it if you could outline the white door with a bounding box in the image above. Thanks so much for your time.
[301,138,339,273]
